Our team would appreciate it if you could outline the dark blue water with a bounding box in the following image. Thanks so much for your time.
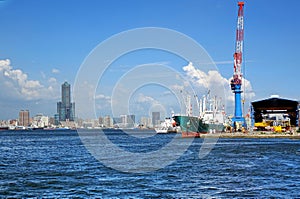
[0,129,299,198]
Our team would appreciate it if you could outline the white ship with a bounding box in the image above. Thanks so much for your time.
[198,92,226,133]
[155,117,177,134]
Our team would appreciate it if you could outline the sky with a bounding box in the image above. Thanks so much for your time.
[0,0,299,121]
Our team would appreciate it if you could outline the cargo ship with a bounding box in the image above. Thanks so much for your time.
[173,92,226,138]
[173,115,208,137]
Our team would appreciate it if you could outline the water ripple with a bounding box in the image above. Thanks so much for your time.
[0,130,299,198]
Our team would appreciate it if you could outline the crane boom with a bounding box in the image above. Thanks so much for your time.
[231,1,246,129]
[233,1,244,84]
[234,2,244,78]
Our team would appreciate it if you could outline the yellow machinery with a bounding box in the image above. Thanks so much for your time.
[255,119,291,133]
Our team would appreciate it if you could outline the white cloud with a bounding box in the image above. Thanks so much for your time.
[95,94,111,100]
[182,62,229,98]
[135,93,157,104]
[48,77,57,84]
[0,59,59,100]
[52,68,60,74]
[94,94,112,115]
[182,62,255,113]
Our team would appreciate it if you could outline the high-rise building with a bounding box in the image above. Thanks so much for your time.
[127,114,135,127]
[120,114,135,128]
[152,112,160,127]
[19,110,30,127]
[57,81,75,121]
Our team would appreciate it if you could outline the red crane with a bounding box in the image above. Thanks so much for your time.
[232,1,244,86]
[231,2,245,127]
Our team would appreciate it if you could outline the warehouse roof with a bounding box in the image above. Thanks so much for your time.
[252,95,298,111]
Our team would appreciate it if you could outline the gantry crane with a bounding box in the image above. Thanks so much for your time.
[230,2,246,129]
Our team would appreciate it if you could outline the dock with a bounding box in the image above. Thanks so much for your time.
[199,132,300,139]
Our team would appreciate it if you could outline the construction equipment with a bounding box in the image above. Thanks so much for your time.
[230,2,246,129]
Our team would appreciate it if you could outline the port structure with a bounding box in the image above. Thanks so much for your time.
[230,2,246,128]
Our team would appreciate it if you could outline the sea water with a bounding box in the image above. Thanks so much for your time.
[0,129,299,198]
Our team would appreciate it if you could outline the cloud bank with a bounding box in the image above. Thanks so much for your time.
[182,62,255,113]
[0,59,59,101]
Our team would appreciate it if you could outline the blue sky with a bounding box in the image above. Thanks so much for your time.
[0,0,299,120]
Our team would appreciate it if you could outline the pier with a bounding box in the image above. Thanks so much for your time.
[199,131,300,139]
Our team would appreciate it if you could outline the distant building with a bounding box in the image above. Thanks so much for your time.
[126,114,135,128]
[49,117,55,126]
[53,114,59,125]
[114,115,135,128]
[122,114,135,128]
[57,82,75,122]
[152,112,160,127]
[75,118,84,127]
[19,110,30,127]
[98,116,104,127]
[140,117,152,128]
[103,115,113,128]
[32,114,49,128]
[113,117,121,124]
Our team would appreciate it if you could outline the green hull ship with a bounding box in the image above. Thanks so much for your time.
[173,115,208,137]
[173,115,224,138]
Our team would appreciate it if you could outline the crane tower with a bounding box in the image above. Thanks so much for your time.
[230,2,246,128]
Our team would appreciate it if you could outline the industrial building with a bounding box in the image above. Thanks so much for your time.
[251,95,299,131]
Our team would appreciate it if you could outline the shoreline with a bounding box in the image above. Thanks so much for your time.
[200,132,300,139]
[1,128,300,139]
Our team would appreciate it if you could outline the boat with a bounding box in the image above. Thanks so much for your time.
[173,92,226,138]
[155,117,177,134]
[200,93,226,133]
[173,115,208,137]
[202,110,225,133]
[0,126,9,131]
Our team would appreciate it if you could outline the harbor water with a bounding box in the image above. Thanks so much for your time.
[0,129,299,198]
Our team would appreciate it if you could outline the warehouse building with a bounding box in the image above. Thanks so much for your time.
[251,95,299,130]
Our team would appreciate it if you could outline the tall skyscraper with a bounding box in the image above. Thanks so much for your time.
[19,110,30,126]
[57,81,75,121]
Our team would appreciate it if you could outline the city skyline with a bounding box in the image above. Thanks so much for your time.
[0,1,299,119]
[0,79,165,126]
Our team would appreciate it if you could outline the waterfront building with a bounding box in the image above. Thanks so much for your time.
[19,110,30,127]
[251,95,299,130]
[120,114,135,128]
[93,119,100,128]
[140,117,152,128]
[76,118,84,128]
[48,117,55,126]
[127,114,135,128]
[113,115,136,128]
[32,114,49,128]
[152,112,160,127]
[98,116,103,126]
[57,82,75,121]
[103,115,113,128]
[113,117,122,125]
[53,114,59,125]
